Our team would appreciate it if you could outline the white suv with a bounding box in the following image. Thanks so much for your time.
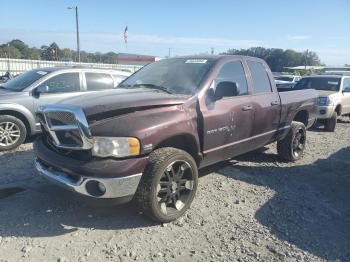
[294,75,350,131]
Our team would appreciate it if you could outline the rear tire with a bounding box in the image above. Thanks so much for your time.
[134,147,198,223]
[277,121,306,162]
[0,115,27,151]
[324,112,337,132]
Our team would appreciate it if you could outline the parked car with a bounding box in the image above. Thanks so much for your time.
[34,56,318,222]
[275,75,301,85]
[276,82,296,91]
[0,67,130,151]
[294,75,350,131]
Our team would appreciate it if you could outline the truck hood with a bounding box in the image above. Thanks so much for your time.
[317,90,338,97]
[59,88,189,120]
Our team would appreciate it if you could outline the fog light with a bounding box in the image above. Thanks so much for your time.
[97,182,106,194]
[85,180,106,197]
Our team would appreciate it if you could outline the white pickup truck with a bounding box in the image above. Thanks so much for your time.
[294,74,350,131]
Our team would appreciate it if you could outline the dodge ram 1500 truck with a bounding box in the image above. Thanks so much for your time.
[34,56,318,222]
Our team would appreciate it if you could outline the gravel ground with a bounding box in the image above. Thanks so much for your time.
[0,118,349,262]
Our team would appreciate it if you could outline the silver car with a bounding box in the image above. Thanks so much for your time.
[0,67,131,151]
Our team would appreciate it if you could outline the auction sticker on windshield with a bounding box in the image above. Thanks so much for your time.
[185,59,207,64]
[36,71,48,75]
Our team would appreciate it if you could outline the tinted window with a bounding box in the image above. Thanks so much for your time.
[215,61,248,97]
[42,73,80,93]
[247,61,272,94]
[294,77,340,91]
[86,73,114,91]
[2,70,49,91]
[275,76,294,82]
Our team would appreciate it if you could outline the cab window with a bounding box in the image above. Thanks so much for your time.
[42,73,80,93]
[85,73,114,91]
[214,60,248,98]
[247,61,272,94]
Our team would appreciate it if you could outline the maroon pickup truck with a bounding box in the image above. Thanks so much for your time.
[34,56,317,222]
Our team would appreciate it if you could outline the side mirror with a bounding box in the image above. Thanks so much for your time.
[343,87,350,92]
[36,85,49,94]
[214,81,239,100]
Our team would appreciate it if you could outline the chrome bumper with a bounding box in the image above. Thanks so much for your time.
[35,159,142,199]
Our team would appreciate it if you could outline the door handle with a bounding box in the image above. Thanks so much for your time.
[242,105,253,111]
[270,101,279,106]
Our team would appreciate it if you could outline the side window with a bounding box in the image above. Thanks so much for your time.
[247,61,272,94]
[214,60,248,98]
[85,73,114,91]
[42,73,80,93]
[343,78,350,89]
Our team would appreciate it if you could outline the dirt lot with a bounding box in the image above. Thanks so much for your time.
[0,118,349,262]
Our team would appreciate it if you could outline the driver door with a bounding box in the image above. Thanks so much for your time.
[33,72,83,113]
[200,59,254,167]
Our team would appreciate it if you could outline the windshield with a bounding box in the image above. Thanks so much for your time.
[119,58,215,95]
[1,69,50,91]
[294,77,341,91]
[275,76,294,82]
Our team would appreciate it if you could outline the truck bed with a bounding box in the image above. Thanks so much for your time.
[279,88,318,129]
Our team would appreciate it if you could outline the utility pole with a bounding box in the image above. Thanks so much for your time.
[7,43,10,72]
[68,6,80,62]
[304,49,309,70]
[168,48,171,58]
[211,47,214,55]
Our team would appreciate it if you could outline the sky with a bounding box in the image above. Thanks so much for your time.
[0,0,349,65]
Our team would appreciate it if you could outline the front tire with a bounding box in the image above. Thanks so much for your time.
[134,147,198,223]
[0,115,27,151]
[277,121,306,162]
[324,112,337,132]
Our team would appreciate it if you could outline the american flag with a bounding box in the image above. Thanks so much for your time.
[124,26,128,43]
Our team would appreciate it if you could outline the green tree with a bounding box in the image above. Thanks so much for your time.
[221,47,321,72]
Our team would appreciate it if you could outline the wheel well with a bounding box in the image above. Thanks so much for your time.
[293,110,308,126]
[335,105,342,116]
[155,135,200,164]
[0,110,31,137]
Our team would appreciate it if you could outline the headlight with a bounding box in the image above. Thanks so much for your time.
[92,137,140,158]
[318,97,333,106]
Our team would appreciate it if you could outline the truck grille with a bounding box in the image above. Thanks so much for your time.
[37,105,93,150]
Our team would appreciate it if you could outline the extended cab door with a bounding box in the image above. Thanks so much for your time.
[245,59,281,148]
[200,59,254,167]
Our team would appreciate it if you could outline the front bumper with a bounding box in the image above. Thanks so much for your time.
[317,105,336,119]
[35,159,142,199]
[34,138,148,199]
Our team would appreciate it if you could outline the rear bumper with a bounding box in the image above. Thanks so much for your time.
[34,138,148,199]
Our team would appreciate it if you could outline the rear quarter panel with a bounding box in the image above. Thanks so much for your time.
[279,89,318,129]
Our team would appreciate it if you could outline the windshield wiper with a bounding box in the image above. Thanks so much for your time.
[132,84,173,94]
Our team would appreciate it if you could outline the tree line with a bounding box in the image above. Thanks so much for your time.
[0,39,122,64]
[221,47,322,72]
[0,39,324,71]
